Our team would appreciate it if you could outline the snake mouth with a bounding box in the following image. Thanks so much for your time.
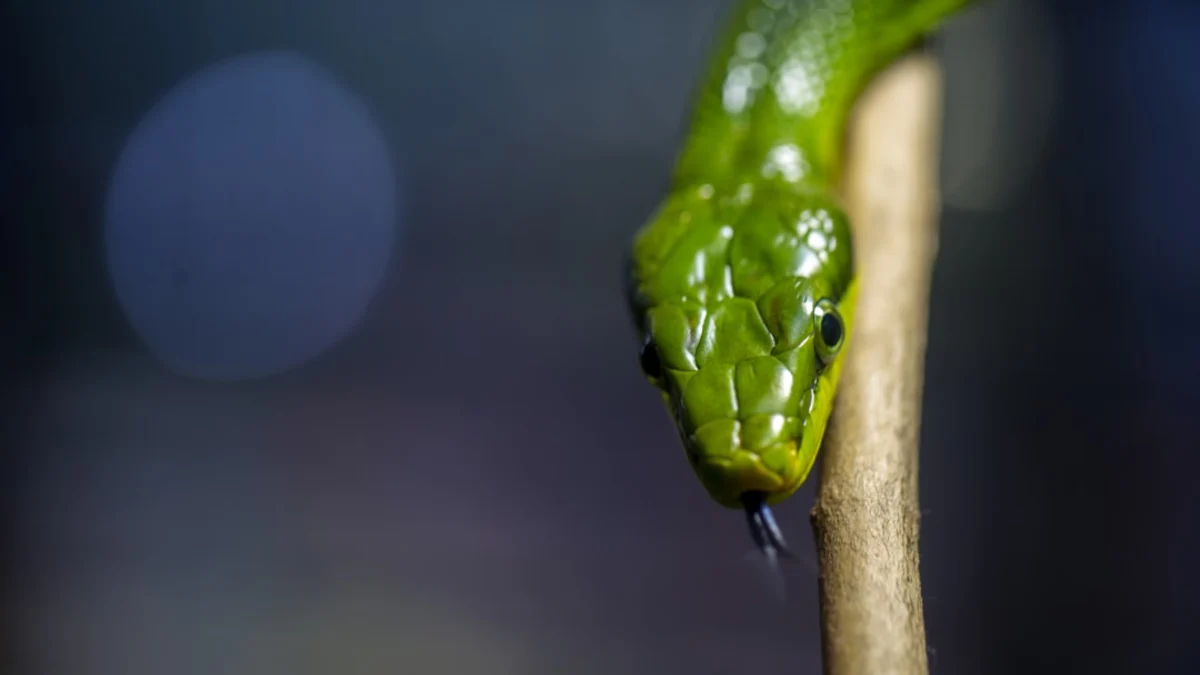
[690,450,798,509]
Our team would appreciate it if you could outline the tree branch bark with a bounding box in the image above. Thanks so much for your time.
[811,51,945,675]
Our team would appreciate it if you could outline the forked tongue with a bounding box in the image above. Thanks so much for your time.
[739,491,817,602]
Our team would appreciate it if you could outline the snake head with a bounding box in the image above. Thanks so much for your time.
[626,183,855,509]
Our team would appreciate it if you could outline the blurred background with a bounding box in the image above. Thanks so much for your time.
[3,0,1198,673]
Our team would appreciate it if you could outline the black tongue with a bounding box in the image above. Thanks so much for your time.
[740,491,790,603]
[740,491,793,558]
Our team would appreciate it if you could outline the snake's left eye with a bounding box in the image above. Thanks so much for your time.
[639,334,663,382]
[814,298,844,366]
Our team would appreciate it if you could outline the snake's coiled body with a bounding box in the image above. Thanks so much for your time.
[625,0,972,539]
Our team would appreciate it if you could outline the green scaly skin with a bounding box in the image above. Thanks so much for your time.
[625,0,974,519]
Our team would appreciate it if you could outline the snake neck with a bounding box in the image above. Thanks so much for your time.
[670,0,975,191]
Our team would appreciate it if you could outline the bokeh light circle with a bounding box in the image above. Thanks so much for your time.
[104,50,398,380]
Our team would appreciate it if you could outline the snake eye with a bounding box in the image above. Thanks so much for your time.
[639,334,664,382]
[814,298,844,366]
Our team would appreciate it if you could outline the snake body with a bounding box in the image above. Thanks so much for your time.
[624,0,973,558]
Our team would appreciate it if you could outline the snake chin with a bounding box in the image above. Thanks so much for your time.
[684,408,821,509]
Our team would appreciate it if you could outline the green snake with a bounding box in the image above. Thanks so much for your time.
[624,0,974,566]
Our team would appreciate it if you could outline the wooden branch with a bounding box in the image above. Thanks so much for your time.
[811,52,945,675]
